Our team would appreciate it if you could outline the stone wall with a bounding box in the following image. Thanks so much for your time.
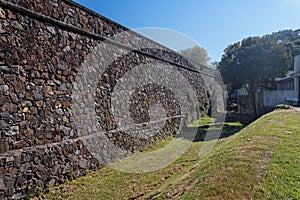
[0,0,219,198]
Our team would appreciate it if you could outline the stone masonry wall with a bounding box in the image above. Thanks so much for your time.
[0,0,218,198]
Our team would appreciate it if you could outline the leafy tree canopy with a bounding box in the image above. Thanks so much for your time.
[217,29,298,117]
[179,45,211,66]
[219,35,292,90]
[271,29,300,68]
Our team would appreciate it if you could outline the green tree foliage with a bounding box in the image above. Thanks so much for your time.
[179,45,211,66]
[218,33,293,118]
[271,29,300,69]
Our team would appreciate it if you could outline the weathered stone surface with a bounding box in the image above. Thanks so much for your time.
[55,108,64,115]
[47,179,56,187]
[10,125,19,132]
[5,157,14,163]
[0,178,6,190]
[33,90,43,100]
[8,167,18,175]
[13,140,28,149]
[0,120,9,129]
[0,141,8,153]
[35,100,44,108]
[22,107,29,113]
[0,66,10,72]
[0,112,10,119]
[12,80,24,93]
[0,8,5,19]
[78,159,88,169]
[0,168,6,175]
[15,175,27,187]
[6,130,18,137]
[0,84,9,92]
[7,10,15,19]
[9,93,18,103]
[43,86,53,95]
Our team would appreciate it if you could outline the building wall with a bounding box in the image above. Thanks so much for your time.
[294,55,300,99]
[263,55,300,110]
[263,90,298,107]
[294,55,300,73]
[277,78,294,90]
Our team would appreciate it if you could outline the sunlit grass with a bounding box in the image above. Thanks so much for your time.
[188,116,213,127]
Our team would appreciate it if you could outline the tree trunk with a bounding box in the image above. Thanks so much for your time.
[246,84,257,119]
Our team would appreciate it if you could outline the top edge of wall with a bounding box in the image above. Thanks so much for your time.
[62,0,213,71]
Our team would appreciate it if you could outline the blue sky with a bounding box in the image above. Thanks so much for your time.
[73,0,300,62]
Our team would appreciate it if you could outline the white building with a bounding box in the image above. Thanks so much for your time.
[237,55,300,115]
[265,54,300,106]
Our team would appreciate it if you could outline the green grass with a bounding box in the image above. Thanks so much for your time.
[191,114,248,141]
[254,111,300,200]
[188,115,213,127]
[40,109,300,200]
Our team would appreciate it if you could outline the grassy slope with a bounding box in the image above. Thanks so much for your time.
[41,109,300,200]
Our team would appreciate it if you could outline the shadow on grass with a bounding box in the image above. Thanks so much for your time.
[188,113,253,142]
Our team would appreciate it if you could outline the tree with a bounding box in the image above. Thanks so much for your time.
[179,45,211,66]
[271,29,300,69]
[218,35,292,118]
